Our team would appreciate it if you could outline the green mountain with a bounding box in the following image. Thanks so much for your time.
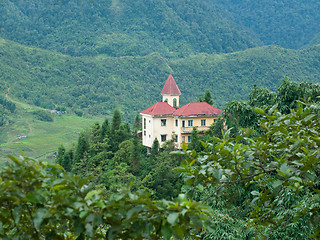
[1,0,319,58]
[211,0,320,49]
[1,38,320,121]
[0,0,259,57]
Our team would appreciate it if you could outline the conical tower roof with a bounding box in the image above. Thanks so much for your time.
[161,74,181,95]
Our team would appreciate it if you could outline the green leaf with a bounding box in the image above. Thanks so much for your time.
[85,189,102,201]
[252,107,266,116]
[33,208,51,230]
[161,222,173,240]
[74,217,85,236]
[251,191,260,196]
[6,155,22,165]
[167,212,179,225]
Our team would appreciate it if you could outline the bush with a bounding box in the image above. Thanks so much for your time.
[32,110,53,122]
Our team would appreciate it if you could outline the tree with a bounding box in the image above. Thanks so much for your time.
[133,114,141,133]
[206,117,225,139]
[74,132,88,163]
[151,137,160,159]
[0,154,213,239]
[111,109,122,134]
[177,101,320,238]
[56,145,66,167]
[100,118,110,141]
[188,127,202,152]
[199,89,214,105]
[113,139,134,165]
[225,79,320,132]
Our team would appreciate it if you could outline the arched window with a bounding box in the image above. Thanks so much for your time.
[164,98,168,103]
[173,98,177,108]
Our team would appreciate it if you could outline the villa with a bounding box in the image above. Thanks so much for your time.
[140,74,223,149]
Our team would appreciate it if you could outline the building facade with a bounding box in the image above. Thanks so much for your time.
[140,75,223,149]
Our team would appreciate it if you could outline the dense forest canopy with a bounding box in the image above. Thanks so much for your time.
[1,0,319,58]
[211,0,320,49]
[0,0,258,57]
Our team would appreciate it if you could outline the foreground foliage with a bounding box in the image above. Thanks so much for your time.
[225,78,320,133]
[0,154,212,239]
[177,101,320,238]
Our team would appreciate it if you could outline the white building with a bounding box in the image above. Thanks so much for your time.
[140,74,223,149]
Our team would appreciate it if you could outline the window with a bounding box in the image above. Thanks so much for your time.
[201,119,206,126]
[188,120,193,127]
[188,136,191,143]
[144,118,146,129]
[161,135,167,142]
[214,119,217,123]
[144,131,146,136]
[175,119,178,127]
[173,98,177,108]
[182,120,185,128]
[182,136,185,142]
[164,98,168,103]
[161,119,166,126]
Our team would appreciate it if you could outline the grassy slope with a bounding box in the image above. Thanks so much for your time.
[0,97,101,164]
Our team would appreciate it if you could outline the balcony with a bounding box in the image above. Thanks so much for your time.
[181,126,208,134]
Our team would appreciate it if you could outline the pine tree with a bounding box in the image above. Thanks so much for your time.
[112,109,122,134]
[151,138,159,159]
[203,89,214,105]
[56,145,66,166]
[198,89,214,105]
[100,118,110,141]
[74,133,88,163]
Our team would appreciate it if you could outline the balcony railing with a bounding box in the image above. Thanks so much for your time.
[181,126,208,133]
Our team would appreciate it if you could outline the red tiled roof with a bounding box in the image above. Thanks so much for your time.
[141,102,223,116]
[173,102,223,116]
[140,102,176,116]
[161,74,181,95]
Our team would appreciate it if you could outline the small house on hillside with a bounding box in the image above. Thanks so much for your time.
[140,74,223,149]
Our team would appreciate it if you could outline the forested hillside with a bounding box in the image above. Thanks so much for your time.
[1,0,319,58]
[211,0,320,49]
[1,37,320,120]
[0,0,259,57]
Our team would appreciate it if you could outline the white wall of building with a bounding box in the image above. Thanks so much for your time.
[142,114,219,149]
[142,114,179,148]
[162,94,180,108]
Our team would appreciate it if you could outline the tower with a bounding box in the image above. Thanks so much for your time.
[160,74,181,108]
